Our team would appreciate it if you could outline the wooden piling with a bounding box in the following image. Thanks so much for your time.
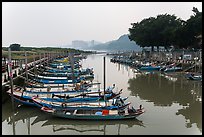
[103,56,107,106]
[25,51,28,86]
[70,53,75,86]
[8,48,15,107]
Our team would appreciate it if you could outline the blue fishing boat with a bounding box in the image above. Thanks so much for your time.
[38,71,80,78]
[6,85,122,106]
[139,65,161,71]
[42,67,78,73]
[32,96,130,110]
[43,67,93,75]
[40,104,145,120]
[29,72,94,81]
[33,78,82,84]
[186,73,202,81]
[26,80,99,89]
[160,63,182,73]
[163,67,182,73]
[49,62,80,69]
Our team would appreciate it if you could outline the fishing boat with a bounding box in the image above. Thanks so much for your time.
[26,80,99,89]
[41,92,122,103]
[139,65,161,71]
[49,62,80,69]
[160,63,182,73]
[28,73,87,84]
[42,66,93,74]
[40,104,145,120]
[29,72,94,81]
[53,57,79,64]
[163,66,182,73]
[36,68,94,78]
[7,90,121,107]
[186,73,202,81]
[32,96,130,110]
[33,77,83,84]
[6,84,122,106]
[37,71,80,78]
[26,82,117,94]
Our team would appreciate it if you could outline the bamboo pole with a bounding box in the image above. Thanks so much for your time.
[8,48,16,134]
[47,52,49,65]
[39,52,42,72]
[199,49,202,73]
[8,48,14,105]
[44,52,46,66]
[25,51,28,86]
[103,56,107,106]
[33,53,36,76]
[70,53,75,86]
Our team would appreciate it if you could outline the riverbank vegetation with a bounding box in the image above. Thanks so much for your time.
[2,46,95,59]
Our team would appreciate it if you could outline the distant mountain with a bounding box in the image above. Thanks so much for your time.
[90,34,142,52]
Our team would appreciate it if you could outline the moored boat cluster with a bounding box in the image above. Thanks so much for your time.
[110,54,202,81]
[6,54,145,120]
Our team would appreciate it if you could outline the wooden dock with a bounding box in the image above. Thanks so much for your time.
[2,57,48,87]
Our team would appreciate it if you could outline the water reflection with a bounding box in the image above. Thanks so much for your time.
[2,101,50,135]
[2,99,145,135]
[128,72,202,131]
[41,117,145,135]
[2,98,18,135]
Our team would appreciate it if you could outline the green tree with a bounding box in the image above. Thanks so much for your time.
[173,7,202,49]
[9,43,21,51]
[129,14,183,51]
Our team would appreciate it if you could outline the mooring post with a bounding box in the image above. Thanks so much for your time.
[8,48,15,107]
[103,56,107,106]
[44,52,46,66]
[25,51,28,85]
[70,53,75,86]
[199,49,202,73]
[33,53,37,76]
[39,52,42,71]
[46,52,48,65]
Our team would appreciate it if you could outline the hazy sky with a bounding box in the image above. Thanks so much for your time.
[2,2,202,47]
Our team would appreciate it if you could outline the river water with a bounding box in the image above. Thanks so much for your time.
[2,53,202,135]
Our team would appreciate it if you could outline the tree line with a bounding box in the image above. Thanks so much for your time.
[3,44,93,54]
[128,7,202,51]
